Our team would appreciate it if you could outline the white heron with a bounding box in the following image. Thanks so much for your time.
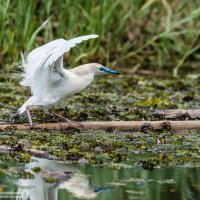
[18,34,120,127]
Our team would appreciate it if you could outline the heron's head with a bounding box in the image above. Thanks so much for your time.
[72,63,121,76]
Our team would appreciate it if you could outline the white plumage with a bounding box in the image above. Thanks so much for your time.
[18,34,120,126]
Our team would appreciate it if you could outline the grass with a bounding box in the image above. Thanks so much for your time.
[0,0,200,76]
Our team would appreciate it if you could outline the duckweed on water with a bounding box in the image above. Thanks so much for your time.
[0,73,200,172]
[44,176,57,183]
[31,167,41,173]
[18,170,35,179]
[15,152,31,163]
[0,129,199,169]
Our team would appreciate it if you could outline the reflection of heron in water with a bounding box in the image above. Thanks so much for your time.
[17,157,111,200]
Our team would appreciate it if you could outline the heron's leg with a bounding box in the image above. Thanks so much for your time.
[26,107,33,127]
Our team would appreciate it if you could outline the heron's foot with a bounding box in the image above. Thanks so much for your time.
[51,112,72,127]
[71,120,84,128]
[24,123,34,128]
[27,122,40,128]
[52,113,84,127]
[62,117,73,127]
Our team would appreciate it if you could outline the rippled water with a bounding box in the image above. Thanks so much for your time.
[0,156,200,200]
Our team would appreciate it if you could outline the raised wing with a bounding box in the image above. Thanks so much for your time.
[42,34,98,68]
[27,39,67,68]
[27,34,98,97]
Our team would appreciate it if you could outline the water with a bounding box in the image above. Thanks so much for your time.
[0,157,200,200]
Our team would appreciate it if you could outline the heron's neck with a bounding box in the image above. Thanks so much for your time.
[66,70,94,94]
[72,71,95,83]
[70,64,97,76]
[72,70,95,77]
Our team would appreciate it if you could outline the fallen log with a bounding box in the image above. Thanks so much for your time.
[1,120,200,131]
[0,145,57,159]
[152,109,200,120]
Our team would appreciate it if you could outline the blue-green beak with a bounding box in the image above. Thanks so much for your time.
[99,67,121,75]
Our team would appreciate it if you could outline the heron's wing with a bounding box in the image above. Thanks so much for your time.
[30,34,98,97]
[42,34,98,68]
[27,34,98,68]
[31,56,65,97]
[27,39,67,67]
[20,39,67,88]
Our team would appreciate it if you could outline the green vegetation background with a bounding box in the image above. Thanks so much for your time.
[1,0,200,76]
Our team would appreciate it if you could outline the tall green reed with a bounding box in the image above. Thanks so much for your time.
[0,0,200,76]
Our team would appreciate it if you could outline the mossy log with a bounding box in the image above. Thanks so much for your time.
[152,109,200,120]
[1,120,200,131]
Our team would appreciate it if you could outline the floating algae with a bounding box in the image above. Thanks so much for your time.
[1,73,200,199]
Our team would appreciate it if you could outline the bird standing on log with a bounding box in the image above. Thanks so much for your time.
[18,34,121,127]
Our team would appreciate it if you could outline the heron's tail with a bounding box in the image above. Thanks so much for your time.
[19,52,31,87]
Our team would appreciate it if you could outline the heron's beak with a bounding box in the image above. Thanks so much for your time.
[99,67,121,75]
